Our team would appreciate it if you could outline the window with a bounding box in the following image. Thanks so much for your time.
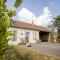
[21,33,23,35]
[33,31,36,40]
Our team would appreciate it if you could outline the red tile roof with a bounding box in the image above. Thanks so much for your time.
[12,20,49,32]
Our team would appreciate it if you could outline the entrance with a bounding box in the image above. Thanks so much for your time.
[25,32,29,43]
[39,31,49,42]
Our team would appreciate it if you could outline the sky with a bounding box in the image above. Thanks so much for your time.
[6,0,60,27]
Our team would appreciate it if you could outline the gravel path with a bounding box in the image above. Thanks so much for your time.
[30,42,60,57]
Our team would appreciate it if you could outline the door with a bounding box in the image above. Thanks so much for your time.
[25,32,29,43]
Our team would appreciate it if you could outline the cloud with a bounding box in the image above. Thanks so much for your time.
[17,8,36,23]
[16,7,52,27]
[34,7,52,27]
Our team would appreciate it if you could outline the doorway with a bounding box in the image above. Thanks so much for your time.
[25,32,29,43]
[39,31,49,42]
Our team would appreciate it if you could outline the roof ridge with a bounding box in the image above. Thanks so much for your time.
[12,20,49,32]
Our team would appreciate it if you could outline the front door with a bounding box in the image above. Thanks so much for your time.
[25,32,29,43]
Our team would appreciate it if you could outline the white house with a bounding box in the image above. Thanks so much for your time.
[8,20,49,45]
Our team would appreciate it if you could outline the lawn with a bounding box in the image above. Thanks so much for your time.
[14,45,60,60]
[1,45,60,60]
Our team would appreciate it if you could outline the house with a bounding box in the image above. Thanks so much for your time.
[8,20,49,45]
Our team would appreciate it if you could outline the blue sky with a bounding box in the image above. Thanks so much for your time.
[6,0,60,18]
[6,0,60,27]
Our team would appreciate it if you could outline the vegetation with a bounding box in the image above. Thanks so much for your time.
[1,46,60,60]
[53,15,60,42]
[0,0,23,58]
[49,15,60,43]
[49,27,56,42]
[53,15,60,27]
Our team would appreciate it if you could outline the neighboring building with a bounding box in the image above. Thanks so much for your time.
[8,20,49,45]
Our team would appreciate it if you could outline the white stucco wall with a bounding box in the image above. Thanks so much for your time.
[8,27,40,45]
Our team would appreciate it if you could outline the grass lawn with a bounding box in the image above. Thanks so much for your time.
[1,45,60,60]
[14,45,60,60]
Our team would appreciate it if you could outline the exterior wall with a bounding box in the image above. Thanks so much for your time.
[29,30,39,43]
[8,27,40,45]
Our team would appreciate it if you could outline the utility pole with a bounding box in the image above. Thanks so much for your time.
[32,15,33,24]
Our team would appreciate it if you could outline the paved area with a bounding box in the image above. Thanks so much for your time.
[30,42,60,57]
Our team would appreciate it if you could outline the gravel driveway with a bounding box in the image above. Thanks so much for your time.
[30,42,60,57]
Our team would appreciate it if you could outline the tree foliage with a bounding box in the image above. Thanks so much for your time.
[0,0,23,57]
[53,15,60,42]
[53,15,60,27]
[15,0,23,8]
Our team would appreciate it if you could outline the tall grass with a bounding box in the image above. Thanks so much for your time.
[0,45,60,60]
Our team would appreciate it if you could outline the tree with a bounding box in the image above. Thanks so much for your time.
[53,15,60,27]
[53,15,60,42]
[0,0,23,57]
